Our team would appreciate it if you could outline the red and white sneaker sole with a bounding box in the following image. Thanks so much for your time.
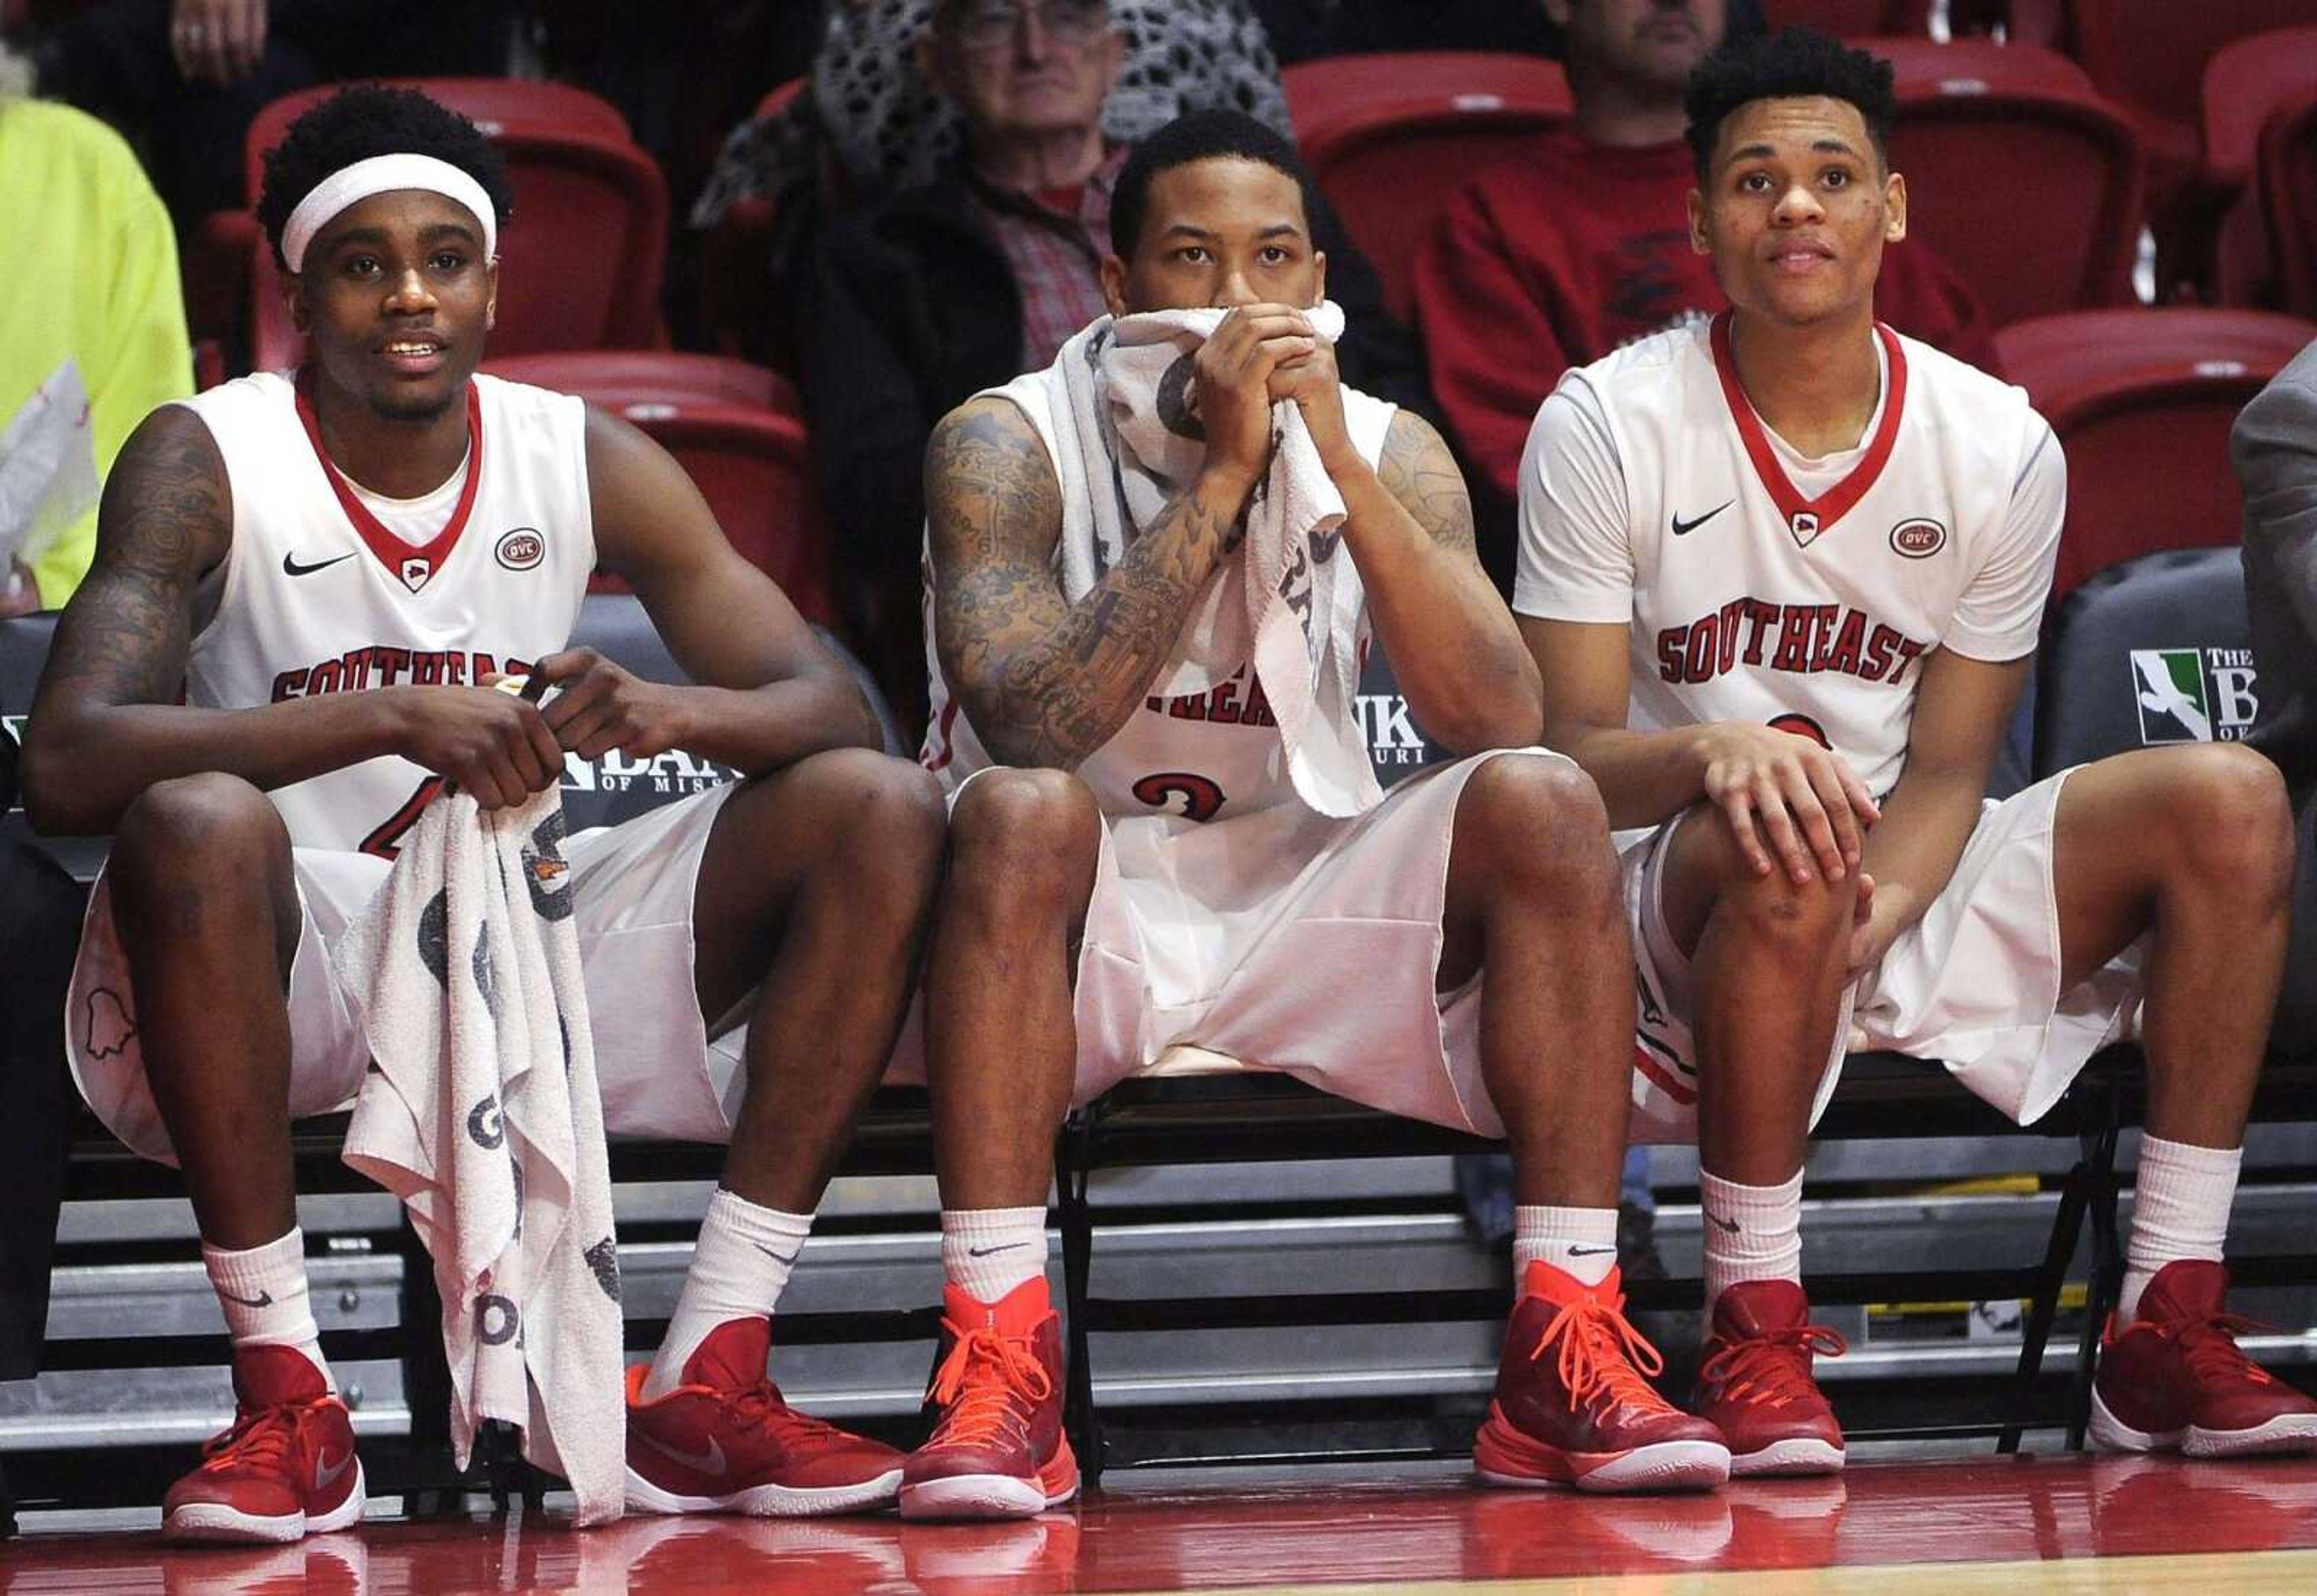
[625,1464,903,1518]
[1475,1426,1731,1495]
[1728,1437,1846,1478]
[899,1453,1080,1521]
[2089,1387,2185,1454]
[2185,1413,2317,1458]
[163,1463,367,1544]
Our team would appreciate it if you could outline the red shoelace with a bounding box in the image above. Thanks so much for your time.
[926,1321,1053,1449]
[1527,1292,1678,1416]
[197,1404,309,1477]
[726,1381,858,1445]
[2166,1311,2280,1388]
[1699,1322,1849,1410]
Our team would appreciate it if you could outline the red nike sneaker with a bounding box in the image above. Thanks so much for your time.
[900,1277,1078,1520]
[1693,1279,1848,1477]
[2091,1259,2317,1458]
[1473,1261,1731,1493]
[625,1317,905,1516]
[163,1345,364,1543]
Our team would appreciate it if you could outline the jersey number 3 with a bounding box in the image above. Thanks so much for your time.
[1133,771,1227,823]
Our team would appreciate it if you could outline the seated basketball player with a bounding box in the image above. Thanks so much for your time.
[903,109,1731,1519]
[22,87,943,1541]
[1516,28,2316,1477]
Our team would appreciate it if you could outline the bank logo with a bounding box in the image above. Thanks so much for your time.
[1356,692,1437,775]
[2131,647,2257,744]
[559,745,737,796]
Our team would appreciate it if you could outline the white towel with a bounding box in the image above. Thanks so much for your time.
[1044,303,1382,818]
[337,786,625,1525]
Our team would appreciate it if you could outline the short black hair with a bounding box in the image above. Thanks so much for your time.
[257,85,513,269]
[1109,109,1326,259]
[1683,26,1895,181]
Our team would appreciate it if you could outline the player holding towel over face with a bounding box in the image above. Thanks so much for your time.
[1515,28,2313,1477]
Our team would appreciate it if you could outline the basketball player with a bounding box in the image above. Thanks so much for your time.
[1516,28,2314,1476]
[903,109,1732,1520]
[22,87,942,1540]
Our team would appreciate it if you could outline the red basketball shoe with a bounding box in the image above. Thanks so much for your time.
[900,1277,1078,1520]
[163,1345,365,1543]
[1473,1261,1731,1493]
[2090,1260,2317,1458]
[1693,1279,1848,1477]
[625,1317,904,1515]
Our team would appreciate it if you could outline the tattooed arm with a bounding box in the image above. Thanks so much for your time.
[23,407,562,833]
[926,396,1253,770]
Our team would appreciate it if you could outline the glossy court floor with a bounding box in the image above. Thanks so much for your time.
[2,1455,2315,1594]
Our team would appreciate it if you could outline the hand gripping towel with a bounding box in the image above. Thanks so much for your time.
[338,785,625,1525]
[1042,302,1384,818]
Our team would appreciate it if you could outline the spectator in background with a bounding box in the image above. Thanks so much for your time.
[793,0,1423,733]
[2234,339,2317,1059]
[1,95,192,616]
[34,0,516,230]
[1412,1,1994,581]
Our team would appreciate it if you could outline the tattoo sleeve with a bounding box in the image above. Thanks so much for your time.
[926,399,1239,769]
[1373,409,1478,558]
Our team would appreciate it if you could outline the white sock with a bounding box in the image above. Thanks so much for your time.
[203,1228,330,1389]
[643,1188,812,1400]
[1513,1204,1621,1288]
[941,1207,1049,1303]
[1700,1168,1804,1312]
[2120,1136,2240,1321]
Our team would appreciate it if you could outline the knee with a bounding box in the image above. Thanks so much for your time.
[946,768,1101,917]
[2160,745,2295,895]
[787,748,948,882]
[1454,755,1618,906]
[110,774,288,897]
[1687,805,1857,946]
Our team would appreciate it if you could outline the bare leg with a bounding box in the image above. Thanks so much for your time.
[693,748,948,1211]
[1438,756,1633,1209]
[2051,745,2293,1146]
[106,773,301,1249]
[921,769,1102,1210]
[1659,810,1856,1186]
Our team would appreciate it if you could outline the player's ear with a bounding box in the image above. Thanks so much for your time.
[282,261,310,334]
[1686,185,1711,255]
[1309,249,1327,310]
[485,256,500,333]
[1100,252,1128,318]
[1881,168,1907,244]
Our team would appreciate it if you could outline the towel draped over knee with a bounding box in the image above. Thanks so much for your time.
[338,785,625,1525]
[1037,302,1383,818]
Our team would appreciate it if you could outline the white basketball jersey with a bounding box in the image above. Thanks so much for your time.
[1515,317,2062,798]
[921,380,1398,825]
[182,370,595,854]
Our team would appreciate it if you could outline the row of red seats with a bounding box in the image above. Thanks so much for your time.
[1283,33,2317,326]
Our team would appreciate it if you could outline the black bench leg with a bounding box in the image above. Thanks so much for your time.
[0,1449,16,1537]
[1056,1113,1101,1489]
[2068,1119,2127,1451]
[2004,1159,2094,1453]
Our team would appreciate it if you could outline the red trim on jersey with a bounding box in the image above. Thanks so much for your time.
[1633,1043,1697,1107]
[294,372,485,594]
[1709,313,1907,547]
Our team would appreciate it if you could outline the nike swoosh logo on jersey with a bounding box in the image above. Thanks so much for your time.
[219,1289,275,1308]
[968,1242,1027,1257]
[314,1447,355,1494]
[638,1429,727,1477]
[1568,1245,1618,1257]
[283,551,357,577]
[1671,500,1735,536]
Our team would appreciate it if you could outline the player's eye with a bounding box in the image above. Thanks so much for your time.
[1738,171,1773,193]
[1822,168,1851,189]
[1259,246,1291,265]
[1174,246,1210,264]
[344,255,381,276]
[431,251,468,272]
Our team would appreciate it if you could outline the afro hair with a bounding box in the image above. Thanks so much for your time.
[256,84,513,269]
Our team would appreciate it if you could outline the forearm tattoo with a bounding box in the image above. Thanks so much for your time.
[1374,410,1478,556]
[927,402,1235,768]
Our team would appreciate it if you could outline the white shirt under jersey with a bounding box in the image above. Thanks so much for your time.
[182,370,594,856]
[1513,317,2063,801]
[921,378,1399,826]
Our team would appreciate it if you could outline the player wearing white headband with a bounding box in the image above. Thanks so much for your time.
[26,85,944,1540]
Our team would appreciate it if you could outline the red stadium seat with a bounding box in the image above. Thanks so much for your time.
[241,122,669,369]
[480,350,798,416]
[1992,307,2317,599]
[609,404,839,630]
[695,77,816,366]
[1282,52,1572,321]
[243,78,632,202]
[1866,39,2141,325]
[2260,84,2317,317]
[2200,28,2317,305]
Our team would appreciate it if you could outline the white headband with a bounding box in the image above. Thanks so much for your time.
[281,153,498,273]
